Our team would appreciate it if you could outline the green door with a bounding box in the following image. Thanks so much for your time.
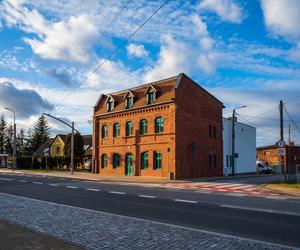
[125,154,134,176]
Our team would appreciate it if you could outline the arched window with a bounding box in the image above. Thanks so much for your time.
[154,151,162,170]
[140,119,148,135]
[113,153,120,168]
[113,123,120,137]
[126,121,133,136]
[141,152,149,169]
[155,117,164,133]
[101,154,107,168]
[101,125,108,138]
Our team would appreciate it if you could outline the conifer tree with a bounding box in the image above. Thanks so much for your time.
[31,115,51,152]
[4,124,13,154]
[16,128,26,156]
[0,115,7,153]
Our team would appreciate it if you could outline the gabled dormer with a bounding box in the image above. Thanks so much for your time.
[123,90,135,109]
[105,95,115,112]
[145,84,157,105]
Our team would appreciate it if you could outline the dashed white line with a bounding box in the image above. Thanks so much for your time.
[32,181,43,185]
[109,191,125,195]
[49,184,59,187]
[266,196,288,200]
[138,195,156,199]
[86,188,100,192]
[66,186,78,189]
[0,177,13,181]
[225,193,247,197]
[174,199,197,204]
[18,180,27,183]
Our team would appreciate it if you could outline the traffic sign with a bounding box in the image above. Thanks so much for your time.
[277,147,286,156]
[276,140,285,148]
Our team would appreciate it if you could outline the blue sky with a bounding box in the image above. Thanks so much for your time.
[0,0,300,146]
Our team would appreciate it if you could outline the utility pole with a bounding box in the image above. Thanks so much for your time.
[5,107,16,170]
[231,105,247,176]
[288,123,291,145]
[279,100,287,183]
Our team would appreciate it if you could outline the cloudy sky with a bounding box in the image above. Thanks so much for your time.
[0,0,299,146]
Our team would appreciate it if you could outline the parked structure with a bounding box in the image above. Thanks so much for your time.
[223,118,256,175]
[92,73,224,179]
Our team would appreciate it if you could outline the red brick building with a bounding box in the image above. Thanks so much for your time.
[92,73,223,179]
[257,144,300,173]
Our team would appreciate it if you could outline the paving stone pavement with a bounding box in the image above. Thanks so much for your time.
[0,193,295,250]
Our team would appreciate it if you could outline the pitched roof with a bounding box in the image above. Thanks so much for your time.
[33,138,54,157]
[82,135,92,156]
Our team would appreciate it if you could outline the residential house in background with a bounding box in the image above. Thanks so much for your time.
[257,143,300,174]
[93,73,224,179]
[50,134,67,157]
[223,118,256,175]
[33,138,54,159]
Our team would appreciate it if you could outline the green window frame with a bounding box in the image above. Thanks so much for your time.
[147,92,155,104]
[113,153,120,168]
[113,123,120,137]
[141,152,149,169]
[154,151,162,170]
[155,117,164,133]
[101,125,108,138]
[126,121,133,136]
[101,154,107,168]
[140,119,148,135]
[107,101,113,112]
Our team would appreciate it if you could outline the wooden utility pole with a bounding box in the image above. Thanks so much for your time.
[288,123,291,145]
[279,100,287,183]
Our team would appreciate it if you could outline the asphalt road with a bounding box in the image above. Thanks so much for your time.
[0,173,300,248]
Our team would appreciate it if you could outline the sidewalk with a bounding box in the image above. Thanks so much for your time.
[0,219,83,250]
[264,184,300,197]
[0,168,270,184]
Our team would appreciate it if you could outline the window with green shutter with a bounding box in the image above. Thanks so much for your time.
[101,154,107,168]
[113,153,120,168]
[126,121,133,136]
[140,119,148,135]
[141,152,148,169]
[155,117,164,133]
[154,151,162,170]
[113,123,120,137]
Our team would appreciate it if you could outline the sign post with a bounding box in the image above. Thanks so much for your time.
[277,140,287,183]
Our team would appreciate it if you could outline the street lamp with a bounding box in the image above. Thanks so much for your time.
[4,107,16,170]
[231,105,247,176]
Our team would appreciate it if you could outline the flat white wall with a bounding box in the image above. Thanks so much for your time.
[223,118,256,175]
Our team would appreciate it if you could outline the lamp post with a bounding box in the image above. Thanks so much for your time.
[43,113,78,174]
[231,105,247,176]
[4,107,16,170]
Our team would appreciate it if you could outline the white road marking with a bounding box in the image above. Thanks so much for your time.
[0,192,296,250]
[49,184,59,187]
[66,186,78,189]
[213,183,244,188]
[32,182,43,185]
[86,188,100,192]
[225,193,247,197]
[18,180,27,183]
[266,196,288,200]
[195,190,212,194]
[174,199,197,204]
[109,191,125,195]
[220,204,300,217]
[0,177,13,181]
[138,195,156,198]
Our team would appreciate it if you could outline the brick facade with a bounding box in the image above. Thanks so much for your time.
[92,73,223,179]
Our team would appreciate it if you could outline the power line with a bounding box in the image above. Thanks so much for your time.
[56,0,169,106]
[283,105,300,135]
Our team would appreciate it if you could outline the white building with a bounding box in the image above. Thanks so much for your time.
[223,118,256,175]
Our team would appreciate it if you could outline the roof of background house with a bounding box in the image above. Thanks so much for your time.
[55,134,67,143]
[257,145,300,150]
[33,138,54,157]
[94,73,223,115]
[82,135,92,156]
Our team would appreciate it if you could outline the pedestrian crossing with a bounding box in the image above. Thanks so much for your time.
[157,182,286,197]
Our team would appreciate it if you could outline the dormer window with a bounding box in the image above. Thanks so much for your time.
[106,95,115,112]
[124,90,135,109]
[145,84,157,105]
[125,97,133,109]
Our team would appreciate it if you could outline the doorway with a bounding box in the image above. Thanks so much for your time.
[125,153,134,176]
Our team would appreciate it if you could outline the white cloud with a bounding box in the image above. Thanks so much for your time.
[24,14,98,62]
[260,0,300,38]
[126,44,148,57]
[198,0,244,23]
